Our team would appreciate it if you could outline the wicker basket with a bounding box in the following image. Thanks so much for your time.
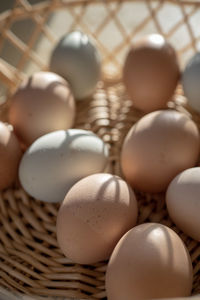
[0,0,200,299]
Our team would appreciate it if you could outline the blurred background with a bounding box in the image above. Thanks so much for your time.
[1,0,200,77]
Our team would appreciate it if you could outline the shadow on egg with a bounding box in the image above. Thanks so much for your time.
[106,223,192,300]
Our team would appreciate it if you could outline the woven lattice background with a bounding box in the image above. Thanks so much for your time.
[0,0,200,299]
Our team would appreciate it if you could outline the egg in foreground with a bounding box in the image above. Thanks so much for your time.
[57,173,138,264]
[106,223,193,300]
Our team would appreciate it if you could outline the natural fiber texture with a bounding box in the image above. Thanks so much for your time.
[0,0,200,299]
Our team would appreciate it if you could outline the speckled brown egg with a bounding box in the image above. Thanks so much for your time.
[121,110,200,193]
[9,71,75,147]
[56,173,138,264]
[0,122,22,190]
[106,223,193,300]
[123,34,180,112]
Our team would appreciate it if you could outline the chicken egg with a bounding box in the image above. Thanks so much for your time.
[57,173,138,264]
[19,129,108,203]
[182,53,200,112]
[0,122,22,190]
[166,167,200,241]
[49,31,101,100]
[9,71,75,147]
[121,110,200,193]
[123,34,180,112]
[106,223,193,300]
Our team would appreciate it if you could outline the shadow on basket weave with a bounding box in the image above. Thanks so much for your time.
[0,0,200,299]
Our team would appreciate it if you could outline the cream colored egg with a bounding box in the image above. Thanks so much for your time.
[166,167,200,241]
[19,129,108,203]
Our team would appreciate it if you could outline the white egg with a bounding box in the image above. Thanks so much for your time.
[182,53,200,112]
[49,31,101,100]
[19,129,109,203]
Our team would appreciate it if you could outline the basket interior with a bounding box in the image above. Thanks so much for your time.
[0,0,200,299]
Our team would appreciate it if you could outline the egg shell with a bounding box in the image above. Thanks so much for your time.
[9,71,75,147]
[154,296,200,300]
[49,31,101,100]
[0,122,22,190]
[56,173,138,264]
[182,53,200,113]
[106,223,193,300]
[19,129,108,203]
[123,34,180,112]
[166,167,200,241]
[121,110,200,193]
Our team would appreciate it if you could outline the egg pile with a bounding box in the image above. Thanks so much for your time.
[1,31,200,300]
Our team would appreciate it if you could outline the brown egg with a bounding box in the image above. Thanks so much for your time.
[0,122,22,190]
[123,34,180,112]
[9,71,75,147]
[154,297,200,300]
[121,110,200,193]
[56,173,138,264]
[166,167,200,241]
[106,223,193,300]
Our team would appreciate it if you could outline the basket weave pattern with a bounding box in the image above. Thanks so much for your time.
[0,0,200,299]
